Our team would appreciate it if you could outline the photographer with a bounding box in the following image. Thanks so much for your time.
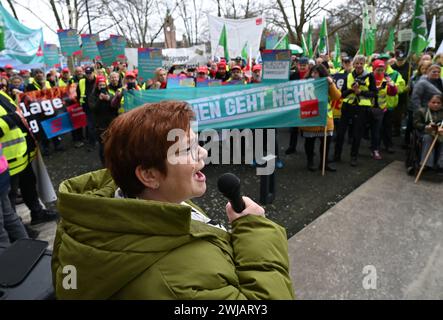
[334,55,377,166]
[88,76,117,165]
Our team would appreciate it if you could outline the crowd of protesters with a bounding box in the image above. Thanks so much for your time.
[0,48,443,247]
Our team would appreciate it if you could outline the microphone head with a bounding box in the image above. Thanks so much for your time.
[217,173,241,198]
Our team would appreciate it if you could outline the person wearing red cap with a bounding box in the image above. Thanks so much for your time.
[196,66,209,81]
[251,64,262,84]
[215,62,230,82]
[89,75,117,165]
[369,59,398,160]
[4,65,13,79]
[58,68,74,87]
[112,70,142,115]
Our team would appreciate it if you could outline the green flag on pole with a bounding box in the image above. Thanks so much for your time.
[333,33,341,69]
[241,41,248,60]
[384,28,395,52]
[306,24,313,58]
[301,34,309,57]
[218,24,229,60]
[274,34,289,50]
[317,17,328,55]
[410,0,428,56]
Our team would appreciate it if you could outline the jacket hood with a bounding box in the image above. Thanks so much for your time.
[54,169,231,299]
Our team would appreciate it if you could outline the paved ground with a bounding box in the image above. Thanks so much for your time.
[288,161,443,300]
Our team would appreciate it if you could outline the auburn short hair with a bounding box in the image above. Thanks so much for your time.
[103,101,195,197]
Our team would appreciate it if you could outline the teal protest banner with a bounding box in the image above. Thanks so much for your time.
[138,48,163,82]
[80,34,100,60]
[57,29,81,56]
[110,35,126,62]
[43,43,60,68]
[124,78,328,130]
[96,39,114,66]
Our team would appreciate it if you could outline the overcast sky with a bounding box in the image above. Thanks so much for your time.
[4,0,338,46]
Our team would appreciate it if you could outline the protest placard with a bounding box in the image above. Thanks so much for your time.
[57,29,81,57]
[96,39,114,66]
[196,79,222,87]
[43,44,60,68]
[124,78,328,130]
[80,34,101,61]
[261,50,291,82]
[138,48,163,83]
[110,35,126,62]
[167,76,196,89]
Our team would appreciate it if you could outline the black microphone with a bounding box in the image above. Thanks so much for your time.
[217,173,246,213]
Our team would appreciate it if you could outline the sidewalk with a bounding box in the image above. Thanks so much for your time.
[288,161,443,299]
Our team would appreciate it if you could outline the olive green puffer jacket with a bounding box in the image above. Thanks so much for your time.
[52,169,295,299]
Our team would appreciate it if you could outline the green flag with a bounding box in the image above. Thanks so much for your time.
[0,14,4,51]
[385,28,395,52]
[241,41,248,60]
[218,24,229,60]
[301,34,309,57]
[317,17,328,55]
[274,34,289,50]
[306,24,313,58]
[410,0,428,55]
[333,33,341,69]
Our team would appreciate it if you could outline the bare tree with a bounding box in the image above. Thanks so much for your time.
[266,0,328,43]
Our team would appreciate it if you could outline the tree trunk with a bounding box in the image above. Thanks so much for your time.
[49,0,64,30]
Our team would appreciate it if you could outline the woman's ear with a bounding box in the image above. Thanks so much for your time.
[135,165,161,189]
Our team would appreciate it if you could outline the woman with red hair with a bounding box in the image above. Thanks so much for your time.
[52,101,294,300]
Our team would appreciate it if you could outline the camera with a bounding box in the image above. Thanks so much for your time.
[100,88,108,95]
[127,82,136,90]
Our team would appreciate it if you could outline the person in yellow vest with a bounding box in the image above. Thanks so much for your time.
[300,64,341,172]
[107,71,122,96]
[25,69,51,92]
[58,68,74,87]
[111,71,141,115]
[334,55,378,167]
[369,59,399,160]
[76,66,97,150]
[0,82,58,226]
[331,56,353,131]
[378,53,406,153]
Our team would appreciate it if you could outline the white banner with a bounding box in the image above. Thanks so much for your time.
[208,15,265,60]
[162,44,208,68]
[125,45,209,70]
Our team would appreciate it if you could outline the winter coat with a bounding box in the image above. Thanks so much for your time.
[410,76,443,111]
[52,169,295,300]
